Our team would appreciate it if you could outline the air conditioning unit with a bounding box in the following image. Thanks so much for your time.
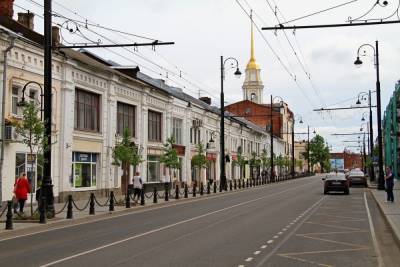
[4,126,19,141]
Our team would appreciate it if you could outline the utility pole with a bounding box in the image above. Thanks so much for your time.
[368,90,375,181]
[270,95,274,182]
[307,125,310,174]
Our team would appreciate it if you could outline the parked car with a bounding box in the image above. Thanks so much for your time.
[347,170,367,187]
[322,173,350,195]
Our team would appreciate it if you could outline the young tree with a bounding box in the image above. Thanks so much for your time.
[160,137,181,182]
[249,152,261,179]
[14,102,48,215]
[233,146,246,180]
[191,143,208,184]
[113,128,143,195]
[260,149,269,172]
[275,155,285,177]
[296,159,304,172]
[303,135,330,173]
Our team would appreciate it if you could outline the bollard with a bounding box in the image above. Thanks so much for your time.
[5,201,13,230]
[193,184,197,197]
[90,193,95,215]
[165,184,169,202]
[213,181,217,193]
[175,185,179,200]
[140,187,145,206]
[219,182,222,192]
[125,191,131,209]
[207,182,210,194]
[200,182,204,196]
[184,184,188,198]
[109,191,115,212]
[153,187,158,203]
[67,195,73,219]
[238,179,241,189]
[230,180,232,191]
[234,180,237,190]
[246,180,249,188]
[39,197,47,224]
[250,179,253,187]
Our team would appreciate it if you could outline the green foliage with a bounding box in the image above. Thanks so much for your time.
[233,146,247,179]
[160,137,181,170]
[302,134,330,172]
[296,159,303,170]
[191,143,208,169]
[14,102,48,155]
[249,152,261,168]
[260,149,269,170]
[113,128,143,167]
[365,156,373,168]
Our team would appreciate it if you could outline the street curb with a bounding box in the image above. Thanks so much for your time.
[370,189,400,247]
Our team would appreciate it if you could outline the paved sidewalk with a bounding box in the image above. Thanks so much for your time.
[370,181,400,244]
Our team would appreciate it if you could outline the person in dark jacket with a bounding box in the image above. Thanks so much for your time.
[385,166,395,203]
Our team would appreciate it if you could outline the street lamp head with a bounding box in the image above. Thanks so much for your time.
[16,99,27,107]
[313,129,316,134]
[356,98,362,105]
[299,119,304,124]
[354,56,363,66]
[234,68,242,78]
[361,116,365,121]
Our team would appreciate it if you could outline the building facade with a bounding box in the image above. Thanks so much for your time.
[0,9,285,203]
[383,81,400,180]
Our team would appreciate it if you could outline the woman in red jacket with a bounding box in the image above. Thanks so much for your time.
[14,173,31,213]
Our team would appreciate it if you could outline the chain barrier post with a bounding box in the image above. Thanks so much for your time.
[238,179,241,189]
[207,182,210,194]
[140,186,145,206]
[89,193,95,215]
[234,179,237,190]
[125,191,131,209]
[175,184,179,200]
[200,182,204,196]
[67,195,73,219]
[246,179,248,188]
[153,187,158,203]
[229,180,232,191]
[39,197,47,224]
[165,183,169,202]
[219,181,222,192]
[213,181,217,193]
[109,191,115,212]
[5,201,13,230]
[184,183,188,198]
[193,183,196,197]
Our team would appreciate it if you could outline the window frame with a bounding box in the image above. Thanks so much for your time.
[74,89,101,132]
[117,102,136,137]
[148,110,162,142]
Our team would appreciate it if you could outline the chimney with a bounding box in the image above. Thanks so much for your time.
[17,11,34,30]
[52,26,60,47]
[199,97,211,105]
[0,0,14,18]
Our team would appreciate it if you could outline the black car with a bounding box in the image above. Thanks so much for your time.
[322,173,350,195]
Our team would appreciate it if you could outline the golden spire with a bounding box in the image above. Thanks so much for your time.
[247,10,260,70]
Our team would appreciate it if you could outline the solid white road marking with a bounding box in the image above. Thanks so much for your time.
[254,251,261,255]
[245,257,253,262]
[39,179,319,267]
[364,192,384,267]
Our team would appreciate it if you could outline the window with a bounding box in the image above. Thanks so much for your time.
[147,155,160,182]
[74,89,100,132]
[12,85,20,115]
[172,118,183,144]
[190,127,201,144]
[148,110,162,142]
[71,152,98,188]
[117,102,136,136]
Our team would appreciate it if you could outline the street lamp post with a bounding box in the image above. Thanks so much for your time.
[292,115,303,178]
[354,41,384,190]
[357,91,375,181]
[42,0,55,219]
[220,56,241,191]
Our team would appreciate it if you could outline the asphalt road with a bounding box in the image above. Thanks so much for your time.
[0,175,398,267]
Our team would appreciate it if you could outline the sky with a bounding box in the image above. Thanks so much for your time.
[13,0,400,153]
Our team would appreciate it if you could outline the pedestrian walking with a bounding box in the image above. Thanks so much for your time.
[132,171,143,204]
[385,166,395,203]
[13,173,31,213]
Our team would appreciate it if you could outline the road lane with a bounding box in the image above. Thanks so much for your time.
[40,176,325,267]
[0,176,322,267]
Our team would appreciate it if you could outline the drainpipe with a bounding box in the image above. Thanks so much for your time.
[0,36,15,205]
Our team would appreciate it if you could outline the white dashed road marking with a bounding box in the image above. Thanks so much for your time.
[273,235,279,239]
[245,257,253,262]
[267,240,274,244]
[254,251,261,255]
[261,245,267,249]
